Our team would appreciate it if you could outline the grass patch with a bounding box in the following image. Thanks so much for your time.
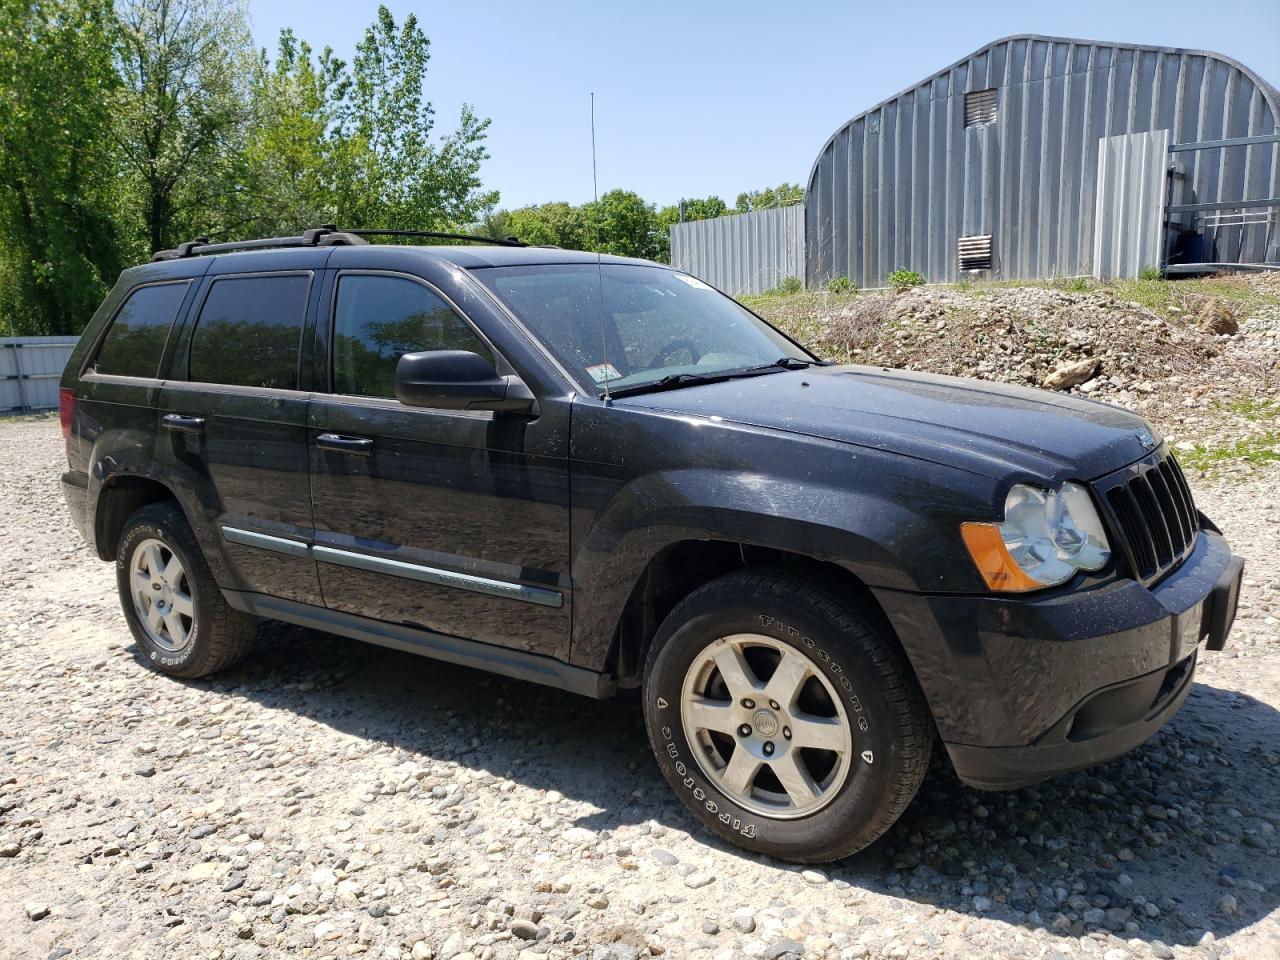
[1179,432,1280,472]
[1221,397,1280,420]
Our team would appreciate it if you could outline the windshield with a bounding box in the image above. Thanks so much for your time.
[471,263,812,394]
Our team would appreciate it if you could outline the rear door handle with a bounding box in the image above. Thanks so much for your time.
[162,413,205,434]
[316,433,373,456]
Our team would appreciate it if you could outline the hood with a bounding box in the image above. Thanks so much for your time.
[616,364,1159,482]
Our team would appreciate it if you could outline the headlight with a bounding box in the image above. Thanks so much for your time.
[961,482,1111,592]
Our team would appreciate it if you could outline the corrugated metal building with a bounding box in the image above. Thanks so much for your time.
[806,34,1280,286]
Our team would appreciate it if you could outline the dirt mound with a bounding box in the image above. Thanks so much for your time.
[754,275,1280,454]
[820,285,1229,396]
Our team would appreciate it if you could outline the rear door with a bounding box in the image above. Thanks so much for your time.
[157,255,324,604]
[307,266,573,658]
[69,274,203,536]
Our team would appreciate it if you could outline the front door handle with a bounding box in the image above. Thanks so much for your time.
[162,413,205,434]
[316,433,373,456]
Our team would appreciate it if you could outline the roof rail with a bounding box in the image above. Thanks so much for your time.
[346,229,525,247]
[150,225,367,262]
[150,225,526,262]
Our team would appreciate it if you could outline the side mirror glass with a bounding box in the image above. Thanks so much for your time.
[394,350,536,413]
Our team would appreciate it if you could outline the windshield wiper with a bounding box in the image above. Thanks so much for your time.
[605,360,806,399]
[607,372,734,399]
[743,356,814,372]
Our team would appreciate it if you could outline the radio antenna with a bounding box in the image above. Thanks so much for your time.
[591,91,612,404]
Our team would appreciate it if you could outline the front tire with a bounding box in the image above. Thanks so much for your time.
[643,570,931,862]
[116,502,256,678]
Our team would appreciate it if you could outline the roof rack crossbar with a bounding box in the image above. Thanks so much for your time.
[150,225,524,262]
[150,226,368,262]
[346,229,525,247]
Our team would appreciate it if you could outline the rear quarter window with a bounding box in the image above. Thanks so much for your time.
[90,282,190,378]
[189,274,311,389]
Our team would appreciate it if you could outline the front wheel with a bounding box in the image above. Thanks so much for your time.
[642,570,931,862]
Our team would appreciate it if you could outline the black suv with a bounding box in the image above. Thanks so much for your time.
[59,229,1244,863]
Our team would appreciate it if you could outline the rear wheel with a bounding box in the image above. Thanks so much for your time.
[643,570,931,862]
[116,503,256,678]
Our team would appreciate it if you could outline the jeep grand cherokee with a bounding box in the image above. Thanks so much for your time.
[59,228,1244,862]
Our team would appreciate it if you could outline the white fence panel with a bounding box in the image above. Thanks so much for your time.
[1093,130,1171,280]
[1,336,79,411]
[670,205,806,296]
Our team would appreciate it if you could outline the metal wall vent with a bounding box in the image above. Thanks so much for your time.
[958,234,993,271]
[964,88,998,127]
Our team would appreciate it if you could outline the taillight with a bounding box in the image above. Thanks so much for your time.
[59,388,76,450]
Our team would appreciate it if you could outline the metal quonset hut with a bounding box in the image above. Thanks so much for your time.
[805,34,1280,287]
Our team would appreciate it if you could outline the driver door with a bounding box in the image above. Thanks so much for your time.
[307,269,572,659]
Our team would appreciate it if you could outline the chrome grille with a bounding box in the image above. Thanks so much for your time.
[1096,450,1199,583]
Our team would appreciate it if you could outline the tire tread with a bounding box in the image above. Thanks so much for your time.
[643,568,932,862]
[119,502,256,678]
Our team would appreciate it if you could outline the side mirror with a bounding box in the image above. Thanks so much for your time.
[394,350,537,414]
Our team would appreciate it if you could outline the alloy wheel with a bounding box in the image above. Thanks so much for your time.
[680,633,853,818]
[130,538,195,651]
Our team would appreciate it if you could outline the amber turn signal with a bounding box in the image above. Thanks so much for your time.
[960,522,1045,593]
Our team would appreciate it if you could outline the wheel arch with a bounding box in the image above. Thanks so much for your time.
[93,474,183,561]
[606,539,908,691]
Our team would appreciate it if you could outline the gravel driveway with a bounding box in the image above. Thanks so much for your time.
[2,414,1278,960]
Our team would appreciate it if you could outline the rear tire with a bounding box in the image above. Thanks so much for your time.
[116,502,256,678]
[642,569,931,862]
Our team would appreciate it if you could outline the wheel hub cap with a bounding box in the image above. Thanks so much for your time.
[752,709,778,737]
[680,633,854,819]
[129,538,195,653]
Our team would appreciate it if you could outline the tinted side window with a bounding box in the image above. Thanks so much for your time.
[332,274,494,399]
[92,282,189,378]
[190,274,311,389]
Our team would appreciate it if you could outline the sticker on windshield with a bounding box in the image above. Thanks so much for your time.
[673,273,712,290]
[586,362,621,384]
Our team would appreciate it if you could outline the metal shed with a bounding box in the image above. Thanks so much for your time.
[805,34,1280,286]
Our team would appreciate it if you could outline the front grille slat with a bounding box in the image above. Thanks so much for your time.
[1131,475,1174,566]
[1155,458,1192,544]
[1146,467,1186,554]
[1095,450,1199,585]
[1107,486,1157,578]
[1168,456,1200,534]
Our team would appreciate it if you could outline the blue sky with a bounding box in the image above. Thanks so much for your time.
[245,0,1280,211]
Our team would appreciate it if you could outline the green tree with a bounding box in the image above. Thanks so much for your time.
[331,7,497,229]
[735,182,804,213]
[584,189,663,260]
[656,196,729,229]
[506,202,591,249]
[241,29,347,235]
[114,0,256,255]
[0,0,122,335]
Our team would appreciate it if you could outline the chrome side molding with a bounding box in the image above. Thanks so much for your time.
[220,526,563,608]
[221,526,310,558]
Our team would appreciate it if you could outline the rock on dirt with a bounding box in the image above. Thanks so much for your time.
[1198,300,1240,336]
[1042,356,1101,391]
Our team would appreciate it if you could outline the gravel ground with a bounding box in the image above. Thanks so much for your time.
[2,414,1278,960]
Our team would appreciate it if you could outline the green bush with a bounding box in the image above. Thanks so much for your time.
[887,269,924,289]
[778,275,803,294]
[826,276,855,294]
[1138,264,1163,281]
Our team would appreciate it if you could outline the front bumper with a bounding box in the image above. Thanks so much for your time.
[875,530,1243,791]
